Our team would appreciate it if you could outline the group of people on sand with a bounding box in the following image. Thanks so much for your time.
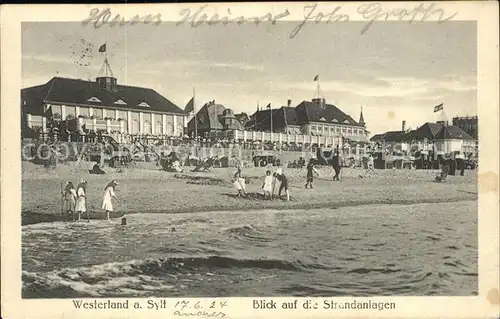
[62,179,119,221]
[232,158,324,202]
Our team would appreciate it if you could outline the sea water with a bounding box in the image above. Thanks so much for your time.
[22,201,477,298]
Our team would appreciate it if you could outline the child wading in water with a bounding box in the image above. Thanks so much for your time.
[74,180,88,221]
[262,170,274,200]
[62,182,77,221]
[102,180,120,220]
[233,171,246,197]
[305,159,319,188]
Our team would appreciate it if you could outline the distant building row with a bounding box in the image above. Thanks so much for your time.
[371,118,477,154]
[21,76,369,146]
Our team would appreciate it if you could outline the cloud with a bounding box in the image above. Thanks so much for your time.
[280,75,476,100]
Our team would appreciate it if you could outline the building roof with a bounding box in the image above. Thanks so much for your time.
[375,122,476,142]
[246,106,301,132]
[21,77,185,115]
[234,113,250,125]
[370,133,385,142]
[188,102,243,132]
[405,122,445,140]
[295,100,363,126]
[435,125,474,140]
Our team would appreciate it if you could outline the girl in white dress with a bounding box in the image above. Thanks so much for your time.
[74,180,87,221]
[63,182,77,221]
[102,180,119,220]
[262,170,273,200]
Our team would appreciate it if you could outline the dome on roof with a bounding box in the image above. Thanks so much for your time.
[222,108,234,117]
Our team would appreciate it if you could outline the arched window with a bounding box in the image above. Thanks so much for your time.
[144,120,152,134]
[155,121,163,135]
[131,120,140,134]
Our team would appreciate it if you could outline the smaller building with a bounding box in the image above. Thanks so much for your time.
[187,101,244,137]
[372,120,477,154]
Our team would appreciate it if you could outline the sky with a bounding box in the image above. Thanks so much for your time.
[22,21,476,135]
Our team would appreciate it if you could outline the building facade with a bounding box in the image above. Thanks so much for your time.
[247,98,369,142]
[452,116,478,139]
[372,121,477,154]
[21,76,187,139]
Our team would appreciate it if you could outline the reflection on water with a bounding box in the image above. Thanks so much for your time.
[22,201,477,298]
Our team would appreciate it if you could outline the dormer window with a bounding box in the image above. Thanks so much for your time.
[138,101,150,108]
[319,117,326,122]
[343,119,350,124]
[87,97,102,103]
[332,119,338,123]
[114,99,127,105]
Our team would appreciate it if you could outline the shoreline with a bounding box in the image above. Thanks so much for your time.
[22,196,477,226]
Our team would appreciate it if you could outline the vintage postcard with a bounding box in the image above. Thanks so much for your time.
[1,2,499,319]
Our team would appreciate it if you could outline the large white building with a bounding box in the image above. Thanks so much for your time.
[21,75,187,139]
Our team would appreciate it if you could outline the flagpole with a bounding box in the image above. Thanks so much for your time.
[270,105,273,134]
[193,87,198,138]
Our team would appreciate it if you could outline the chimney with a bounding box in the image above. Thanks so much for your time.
[287,99,291,107]
[402,120,406,132]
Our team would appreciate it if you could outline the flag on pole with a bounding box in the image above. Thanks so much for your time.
[98,44,107,53]
[185,97,195,114]
[266,103,271,109]
[313,75,319,81]
[433,103,444,112]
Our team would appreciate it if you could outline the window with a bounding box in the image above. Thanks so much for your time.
[155,121,163,134]
[138,101,151,108]
[311,125,316,131]
[114,99,127,105]
[27,115,43,129]
[131,120,140,134]
[117,111,127,121]
[144,120,152,134]
[165,115,174,135]
[87,97,102,103]
[336,127,341,133]
[93,108,103,120]
[79,107,90,118]
[66,106,76,119]
[177,123,184,136]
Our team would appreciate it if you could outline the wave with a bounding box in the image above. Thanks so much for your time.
[23,255,305,298]
[223,224,276,243]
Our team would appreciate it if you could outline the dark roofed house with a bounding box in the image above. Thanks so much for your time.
[234,113,250,127]
[373,121,477,154]
[187,101,244,137]
[22,76,187,138]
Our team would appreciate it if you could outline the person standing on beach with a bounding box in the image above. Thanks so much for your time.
[332,147,343,182]
[274,170,290,201]
[75,180,88,221]
[62,182,77,221]
[102,180,120,220]
[233,171,247,197]
[262,170,274,200]
[305,159,319,189]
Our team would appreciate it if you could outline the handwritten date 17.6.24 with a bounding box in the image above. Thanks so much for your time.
[173,300,227,318]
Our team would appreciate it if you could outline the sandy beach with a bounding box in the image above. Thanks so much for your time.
[22,161,478,225]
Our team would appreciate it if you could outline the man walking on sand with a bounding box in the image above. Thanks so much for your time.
[332,147,343,182]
